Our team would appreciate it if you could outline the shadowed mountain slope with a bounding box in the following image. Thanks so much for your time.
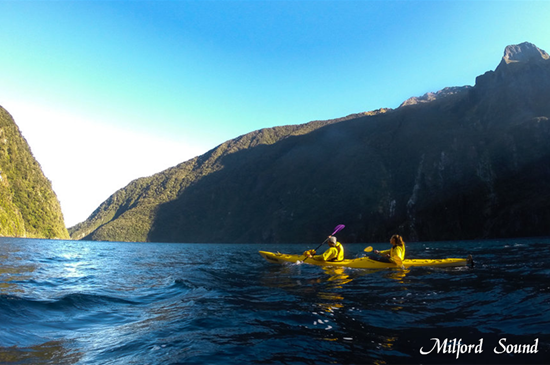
[70,42,550,243]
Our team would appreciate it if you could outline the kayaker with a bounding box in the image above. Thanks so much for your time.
[373,234,406,263]
[305,236,344,262]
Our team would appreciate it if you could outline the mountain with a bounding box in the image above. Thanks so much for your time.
[70,42,550,243]
[0,107,69,239]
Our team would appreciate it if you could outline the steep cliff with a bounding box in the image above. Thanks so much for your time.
[70,42,550,243]
[0,106,69,239]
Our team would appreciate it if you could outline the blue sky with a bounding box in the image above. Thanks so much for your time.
[1,0,549,227]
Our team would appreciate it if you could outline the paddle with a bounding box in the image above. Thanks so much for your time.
[303,224,345,262]
[364,246,373,253]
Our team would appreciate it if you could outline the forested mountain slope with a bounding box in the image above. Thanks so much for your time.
[0,107,69,239]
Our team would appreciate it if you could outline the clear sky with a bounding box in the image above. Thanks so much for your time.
[0,0,549,227]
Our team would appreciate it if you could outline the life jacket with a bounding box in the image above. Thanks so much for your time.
[390,245,405,261]
[326,242,344,261]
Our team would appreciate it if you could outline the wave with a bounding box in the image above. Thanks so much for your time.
[0,277,220,320]
[0,292,138,317]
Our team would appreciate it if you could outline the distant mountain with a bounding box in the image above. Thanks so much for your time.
[0,107,69,239]
[70,42,550,243]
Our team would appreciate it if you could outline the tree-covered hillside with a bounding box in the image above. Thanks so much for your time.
[0,106,69,239]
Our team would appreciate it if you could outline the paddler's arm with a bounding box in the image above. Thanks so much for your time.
[374,249,391,257]
[304,250,323,261]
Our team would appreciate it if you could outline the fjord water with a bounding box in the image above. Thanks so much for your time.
[1,237,549,364]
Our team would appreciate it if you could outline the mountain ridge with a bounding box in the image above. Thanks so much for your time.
[69,42,550,243]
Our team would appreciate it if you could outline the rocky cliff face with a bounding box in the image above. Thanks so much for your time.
[71,42,550,243]
[399,86,472,107]
[0,107,69,239]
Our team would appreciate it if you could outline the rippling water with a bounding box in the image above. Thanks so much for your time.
[1,237,549,364]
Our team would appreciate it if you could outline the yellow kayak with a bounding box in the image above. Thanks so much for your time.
[259,251,473,269]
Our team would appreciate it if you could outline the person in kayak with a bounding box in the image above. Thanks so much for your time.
[305,236,344,262]
[372,234,406,263]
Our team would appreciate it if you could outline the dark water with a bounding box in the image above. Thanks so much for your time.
[1,237,549,365]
